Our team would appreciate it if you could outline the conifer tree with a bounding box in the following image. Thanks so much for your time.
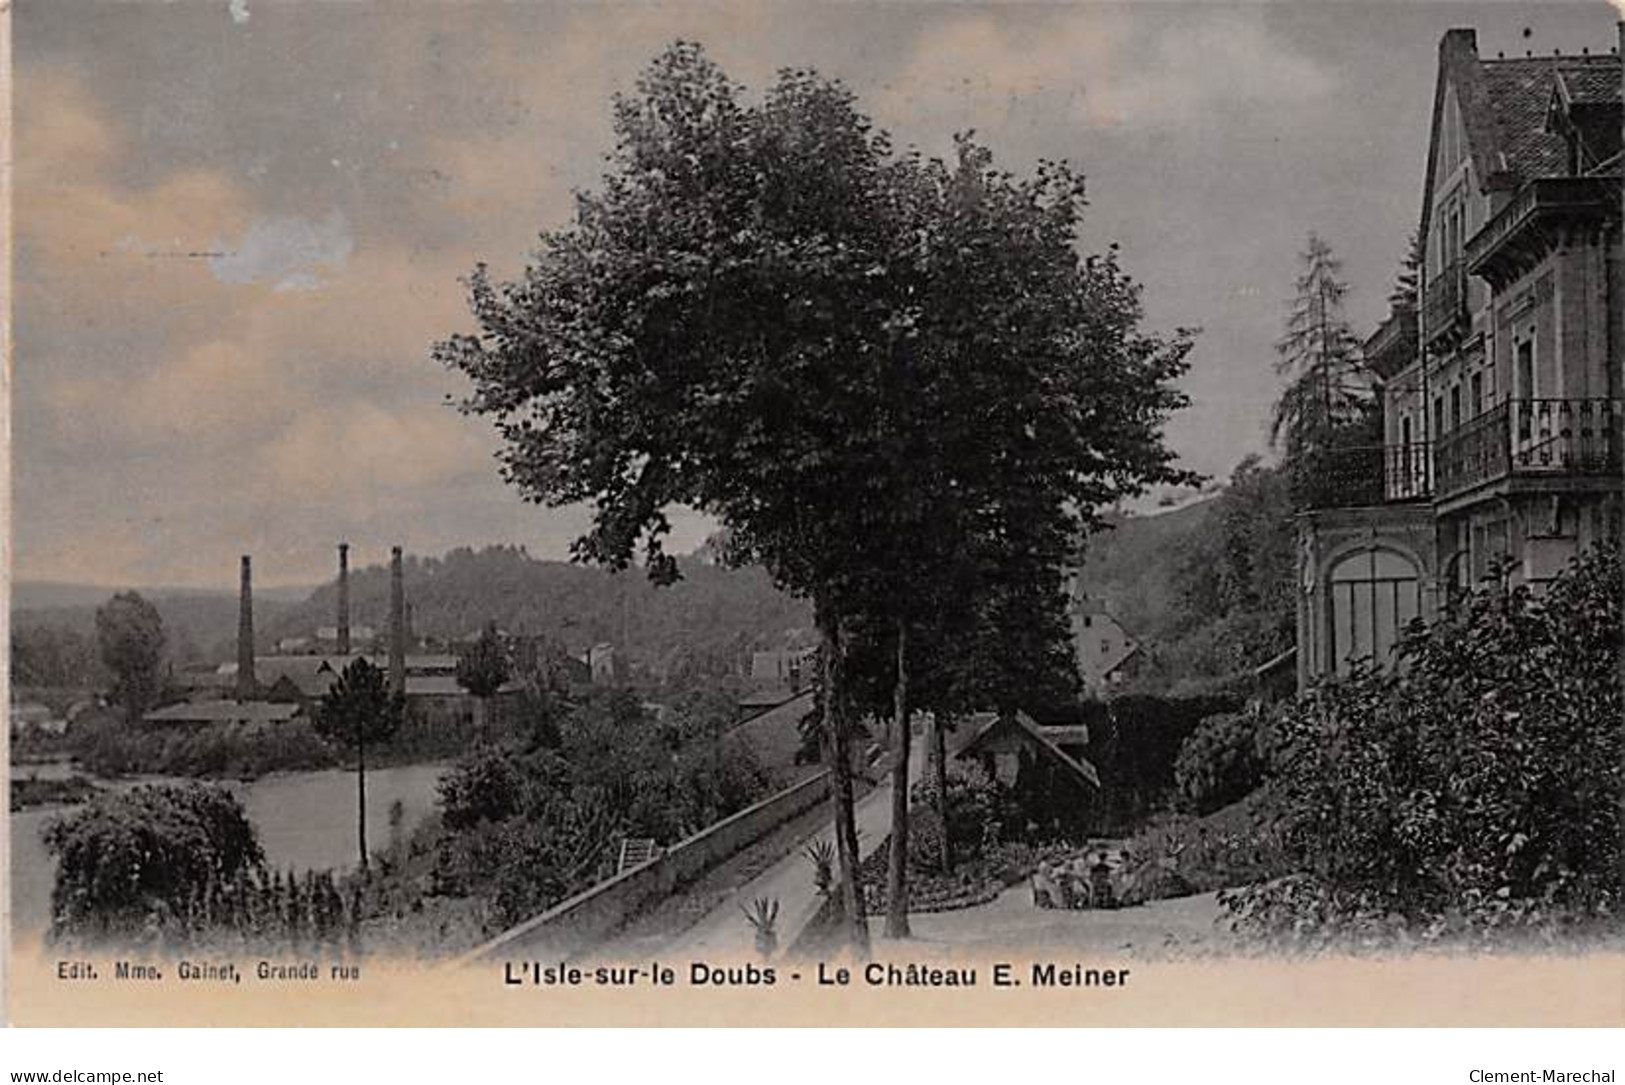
[1271,233,1379,505]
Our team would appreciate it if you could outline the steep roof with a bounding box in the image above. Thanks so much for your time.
[1422,30,1622,239]
[949,710,1101,790]
[1480,54,1621,180]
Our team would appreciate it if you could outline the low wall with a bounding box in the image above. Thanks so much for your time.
[463,770,830,962]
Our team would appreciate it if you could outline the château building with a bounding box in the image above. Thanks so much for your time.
[1297,27,1622,687]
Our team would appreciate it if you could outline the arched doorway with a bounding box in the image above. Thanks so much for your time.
[1328,547,1422,674]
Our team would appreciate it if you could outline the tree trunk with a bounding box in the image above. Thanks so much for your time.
[885,618,912,938]
[933,712,952,874]
[473,696,488,744]
[820,612,870,956]
[357,728,369,873]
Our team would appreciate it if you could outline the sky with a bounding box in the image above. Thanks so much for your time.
[13,0,1623,589]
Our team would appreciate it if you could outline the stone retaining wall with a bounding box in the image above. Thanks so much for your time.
[463,770,830,962]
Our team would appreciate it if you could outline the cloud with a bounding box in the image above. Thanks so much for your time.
[45,339,295,446]
[1080,12,1335,128]
[15,66,251,354]
[259,402,493,502]
[10,4,1343,589]
[210,210,353,290]
[873,8,1334,141]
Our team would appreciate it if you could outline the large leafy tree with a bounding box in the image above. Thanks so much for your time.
[859,144,1192,925]
[314,658,404,871]
[94,592,166,725]
[438,44,1190,949]
[1152,455,1297,690]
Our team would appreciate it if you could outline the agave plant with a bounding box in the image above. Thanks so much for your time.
[741,896,780,958]
[802,839,835,895]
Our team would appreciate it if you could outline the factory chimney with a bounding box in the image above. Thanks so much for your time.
[337,542,351,656]
[389,546,406,698]
[236,555,257,700]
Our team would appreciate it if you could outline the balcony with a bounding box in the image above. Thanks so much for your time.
[1422,260,1466,347]
[1297,443,1432,509]
[1434,398,1623,500]
[1465,177,1620,290]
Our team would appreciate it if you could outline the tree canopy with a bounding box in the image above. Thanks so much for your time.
[315,657,405,869]
[94,591,166,724]
[456,622,512,701]
[437,42,1194,948]
[314,658,404,754]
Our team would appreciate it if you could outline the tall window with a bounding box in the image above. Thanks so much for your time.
[1470,372,1483,417]
[1397,416,1420,497]
[1449,385,1462,431]
[1328,548,1423,674]
[1516,338,1537,445]
[1517,339,1535,398]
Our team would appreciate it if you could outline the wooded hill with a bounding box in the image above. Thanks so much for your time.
[1076,457,1297,697]
[13,545,811,681]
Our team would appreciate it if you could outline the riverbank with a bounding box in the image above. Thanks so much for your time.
[10,773,101,811]
[8,760,451,939]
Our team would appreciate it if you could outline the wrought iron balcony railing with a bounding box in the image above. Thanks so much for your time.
[1434,397,1624,499]
[1298,443,1432,509]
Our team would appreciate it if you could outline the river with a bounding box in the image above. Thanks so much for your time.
[9,762,449,939]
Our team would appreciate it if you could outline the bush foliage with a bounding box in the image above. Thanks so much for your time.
[1224,547,1622,947]
[45,784,264,940]
[907,761,1003,871]
[1173,711,1265,815]
[433,689,773,929]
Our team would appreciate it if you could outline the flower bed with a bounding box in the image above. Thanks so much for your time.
[857,837,1034,915]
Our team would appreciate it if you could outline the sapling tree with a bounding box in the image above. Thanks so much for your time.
[314,657,404,871]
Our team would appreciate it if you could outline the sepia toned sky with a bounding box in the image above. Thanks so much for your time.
[14,1,1621,588]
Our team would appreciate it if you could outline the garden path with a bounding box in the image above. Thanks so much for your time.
[897,884,1236,956]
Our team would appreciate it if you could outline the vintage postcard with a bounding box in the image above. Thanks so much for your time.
[6,0,1623,1027]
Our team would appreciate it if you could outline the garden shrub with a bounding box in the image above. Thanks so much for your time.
[907,761,1001,870]
[1223,547,1622,947]
[1173,710,1265,815]
[45,783,264,940]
